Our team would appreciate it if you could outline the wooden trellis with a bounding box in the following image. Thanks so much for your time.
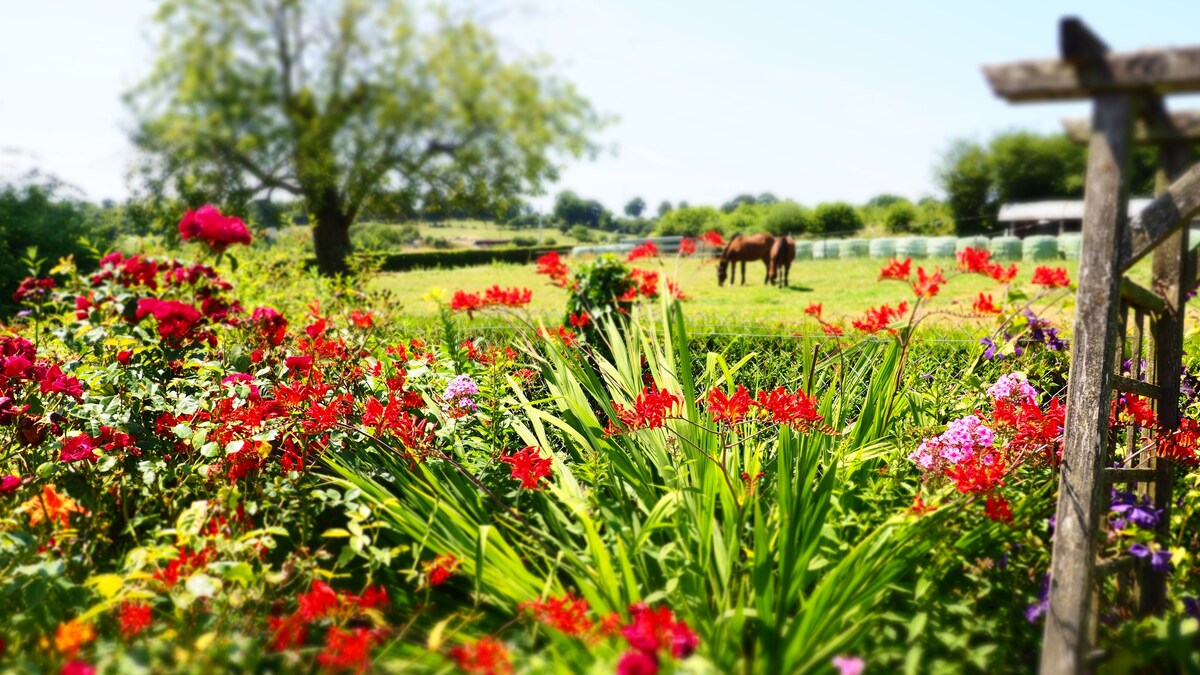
[984,18,1200,674]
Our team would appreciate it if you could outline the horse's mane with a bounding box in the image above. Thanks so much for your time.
[721,233,742,261]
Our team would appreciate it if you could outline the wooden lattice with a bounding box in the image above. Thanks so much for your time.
[984,18,1200,674]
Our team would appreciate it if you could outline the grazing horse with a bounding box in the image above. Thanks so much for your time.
[717,233,775,286]
[768,236,796,287]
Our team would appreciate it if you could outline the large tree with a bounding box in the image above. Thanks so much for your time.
[127,0,602,274]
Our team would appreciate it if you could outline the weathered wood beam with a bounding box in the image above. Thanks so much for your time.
[1119,162,1200,270]
[1064,110,1200,143]
[1041,93,1134,675]
[1118,277,1166,314]
[985,17,1200,103]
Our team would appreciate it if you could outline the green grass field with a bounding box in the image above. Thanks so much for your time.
[356,218,615,251]
[372,253,1101,331]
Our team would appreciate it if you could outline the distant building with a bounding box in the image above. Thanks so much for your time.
[997,198,1154,237]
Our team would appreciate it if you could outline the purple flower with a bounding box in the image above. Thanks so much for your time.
[1151,549,1173,573]
[980,338,998,360]
[1183,596,1199,619]
[1026,575,1050,623]
[1128,542,1150,558]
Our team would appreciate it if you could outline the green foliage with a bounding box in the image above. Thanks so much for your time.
[656,200,673,218]
[883,199,920,233]
[0,178,116,315]
[126,0,604,273]
[368,245,565,272]
[554,191,610,230]
[349,222,420,251]
[656,205,722,236]
[761,200,812,236]
[812,201,864,236]
[624,197,646,218]
[935,139,994,234]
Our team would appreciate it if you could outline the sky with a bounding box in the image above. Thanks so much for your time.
[3,0,1200,213]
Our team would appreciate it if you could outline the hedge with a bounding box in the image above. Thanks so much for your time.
[373,245,572,272]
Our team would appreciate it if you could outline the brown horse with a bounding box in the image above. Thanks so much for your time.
[768,236,796,287]
[717,233,775,286]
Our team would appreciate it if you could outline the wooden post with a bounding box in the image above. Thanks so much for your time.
[1040,93,1135,674]
[1143,141,1191,614]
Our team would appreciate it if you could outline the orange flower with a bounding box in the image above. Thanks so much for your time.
[22,485,85,527]
[55,619,96,658]
[973,293,1001,315]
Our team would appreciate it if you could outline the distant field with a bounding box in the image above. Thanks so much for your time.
[372,253,1103,331]
[354,218,615,251]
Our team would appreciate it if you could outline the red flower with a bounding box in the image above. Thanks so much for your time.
[451,287,532,316]
[973,293,1001,315]
[520,593,594,637]
[569,312,591,328]
[267,614,307,652]
[426,553,459,586]
[317,626,377,673]
[679,238,696,256]
[536,251,571,287]
[116,350,133,365]
[135,298,206,345]
[285,355,313,373]
[448,636,512,675]
[13,276,55,304]
[60,662,96,675]
[1,475,20,494]
[251,307,288,346]
[944,454,1006,493]
[627,242,660,262]
[59,435,98,463]
[118,602,153,639]
[39,363,84,399]
[298,581,341,621]
[622,602,699,659]
[956,246,991,273]
[1031,266,1070,288]
[617,650,659,675]
[912,266,946,298]
[348,309,374,329]
[910,493,936,515]
[178,205,252,253]
[1159,418,1200,465]
[851,302,909,334]
[752,386,823,431]
[607,386,681,434]
[804,302,822,318]
[988,263,1019,283]
[985,494,1014,523]
[700,230,724,247]
[706,384,752,426]
[499,445,553,489]
[878,258,911,282]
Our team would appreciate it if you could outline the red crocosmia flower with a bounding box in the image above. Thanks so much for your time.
[627,242,660,262]
[178,204,252,253]
[973,293,1001,315]
[706,384,752,426]
[118,602,153,639]
[607,386,682,434]
[355,585,390,610]
[851,302,909,334]
[700,230,724,247]
[450,291,486,316]
[569,312,591,328]
[630,268,660,298]
[348,309,374,329]
[804,302,822,318]
[251,307,289,346]
[268,614,308,652]
[667,279,688,300]
[1031,266,1071,288]
[944,454,1006,493]
[500,445,553,489]
[536,251,571,288]
[617,650,659,675]
[910,493,936,515]
[520,593,594,637]
[679,238,696,256]
[912,266,946,298]
[988,262,1019,283]
[39,363,84,399]
[752,386,823,431]
[483,285,532,307]
[878,258,911,282]
[1117,395,1157,428]
[538,326,577,346]
[956,246,991,273]
[985,494,1014,523]
[317,626,377,673]
[298,580,341,621]
[425,553,459,587]
[448,636,513,675]
[1158,418,1200,465]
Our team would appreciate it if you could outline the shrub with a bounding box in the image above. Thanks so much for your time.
[763,201,813,236]
[812,201,864,235]
[568,224,595,243]
[349,222,420,251]
[883,200,920,234]
[656,205,721,237]
[512,235,537,247]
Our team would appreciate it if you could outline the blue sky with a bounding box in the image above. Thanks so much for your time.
[3,1,1200,212]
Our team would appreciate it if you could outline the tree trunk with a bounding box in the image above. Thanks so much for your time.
[310,200,354,276]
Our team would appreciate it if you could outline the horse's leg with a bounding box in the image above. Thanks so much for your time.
[740,261,746,285]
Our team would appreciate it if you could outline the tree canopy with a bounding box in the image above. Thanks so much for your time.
[127,0,603,274]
